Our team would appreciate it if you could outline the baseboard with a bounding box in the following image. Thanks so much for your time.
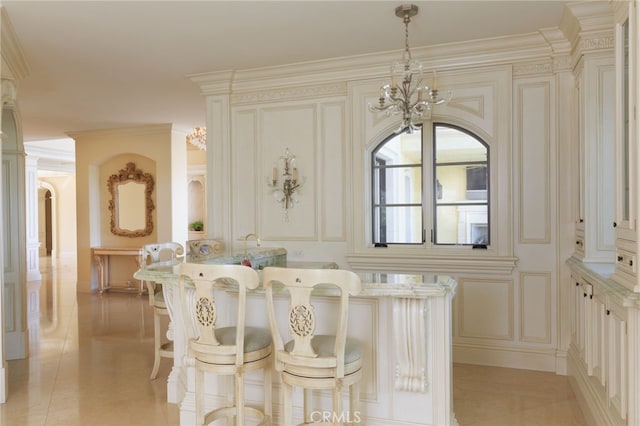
[453,342,558,372]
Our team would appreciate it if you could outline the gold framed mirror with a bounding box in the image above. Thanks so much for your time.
[108,162,155,237]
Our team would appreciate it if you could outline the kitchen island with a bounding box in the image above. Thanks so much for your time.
[134,261,457,425]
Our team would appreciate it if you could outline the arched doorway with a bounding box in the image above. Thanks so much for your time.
[38,182,57,259]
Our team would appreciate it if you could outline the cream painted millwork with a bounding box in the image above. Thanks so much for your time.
[566,3,640,425]
[611,0,640,292]
[567,259,633,426]
[0,5,31,402]
[1,84,27,361]
[187,3,628,386]
[575,52,616,263]
[348,65,516,274]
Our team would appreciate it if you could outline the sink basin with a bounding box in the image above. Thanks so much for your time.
[201,247,287,270]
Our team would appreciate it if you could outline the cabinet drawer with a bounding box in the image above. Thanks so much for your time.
[575,229,585,258]
[615,248,636,276]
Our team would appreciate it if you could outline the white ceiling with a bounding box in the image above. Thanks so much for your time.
[3,0,574,144]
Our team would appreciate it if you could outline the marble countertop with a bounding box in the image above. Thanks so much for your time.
[134,261,456,299]
[567,257,640,307]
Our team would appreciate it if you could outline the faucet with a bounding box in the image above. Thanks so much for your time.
[242,233,261,267]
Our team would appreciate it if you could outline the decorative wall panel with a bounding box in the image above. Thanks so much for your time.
[259,105,317,240]
[517,80,552,244]
[232,110,258,237]
[458,278,513,340]
[320,102,346,241]
[519,272,552,344]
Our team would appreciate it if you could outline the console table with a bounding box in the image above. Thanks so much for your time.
[92,247,144,294]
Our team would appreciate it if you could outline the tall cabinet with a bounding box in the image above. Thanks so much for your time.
[567,2,640,425]
[612,1,639,292]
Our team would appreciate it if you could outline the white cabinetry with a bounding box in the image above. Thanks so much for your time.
[573,51,616,263]
[612,1,639,292]
[568,259,634,426]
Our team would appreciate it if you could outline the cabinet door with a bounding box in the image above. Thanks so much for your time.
[590,286,607,385]
[578,279,593,361]
[570,273,581,346]
[606,298,627,420]
[614,3,635,235]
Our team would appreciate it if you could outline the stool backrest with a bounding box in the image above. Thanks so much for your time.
[178,263,260,366]
[262,267,361,377]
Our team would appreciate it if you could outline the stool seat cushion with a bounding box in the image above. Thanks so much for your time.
[285,335,362,363]
[216,326,272,352]
[191,326,273,365]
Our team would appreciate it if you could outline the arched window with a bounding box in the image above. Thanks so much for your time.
[372,123,490,246]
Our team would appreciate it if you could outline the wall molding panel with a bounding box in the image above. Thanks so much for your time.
[457,278,514,341]
[319,102,346,242]
[519,271,552,344]
[515,79,554,244]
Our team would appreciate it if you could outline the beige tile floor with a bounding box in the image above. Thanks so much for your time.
[0,256,586,426]
[453,364,587,426]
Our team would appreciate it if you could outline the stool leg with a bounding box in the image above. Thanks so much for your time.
[350,383,360,425]
[282,380,293,426]
[333,382,344,426]
[236,371,245,426]
[195,368,204,426]
[264,361,272,421]
[303,388,312,423]
[150,308,161,380]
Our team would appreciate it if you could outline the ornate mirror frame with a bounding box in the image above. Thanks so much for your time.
[108,162,155,237]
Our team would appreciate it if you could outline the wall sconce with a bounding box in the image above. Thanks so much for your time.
[267,148,303,220]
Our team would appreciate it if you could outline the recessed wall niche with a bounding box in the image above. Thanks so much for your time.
[188,171,206,239]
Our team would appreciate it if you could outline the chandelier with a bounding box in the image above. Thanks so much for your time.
[186,127,206,150]
[369,4,451,133]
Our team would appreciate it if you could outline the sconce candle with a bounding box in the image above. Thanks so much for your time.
[267,148,304,221]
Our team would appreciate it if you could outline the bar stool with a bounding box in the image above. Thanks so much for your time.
[141,242,184,380]
[179,263,272,426]
[262,267,363,426]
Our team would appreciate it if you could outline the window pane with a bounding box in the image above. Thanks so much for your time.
[374,166,421,204]
[374,131,422,166]
[436,164,487,203]
[374,206,423,244]
[435,126,487,163]
[436,205,488,245]
[434,124,490,246]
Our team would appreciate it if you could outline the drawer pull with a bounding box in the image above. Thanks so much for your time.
[606,309,611,316]
[618,255,624,262]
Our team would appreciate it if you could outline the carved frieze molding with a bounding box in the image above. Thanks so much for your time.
[514,61,554,77]
[552,55,573,73]
[577,34,614,56]
[231,82,347,105]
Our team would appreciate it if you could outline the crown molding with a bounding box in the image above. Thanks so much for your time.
[191,31,560,98]
[1,8,30,80]
[66,123,173,140]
